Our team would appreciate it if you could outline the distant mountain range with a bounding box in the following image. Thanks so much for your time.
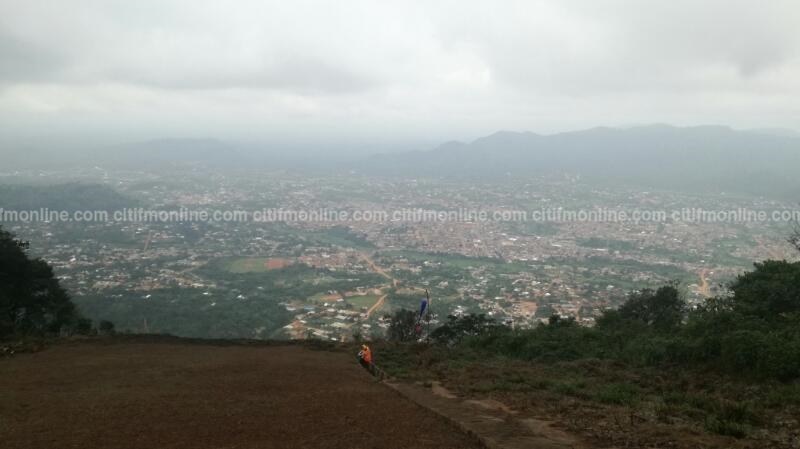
[361,124,800,197]
[3,124,800,198]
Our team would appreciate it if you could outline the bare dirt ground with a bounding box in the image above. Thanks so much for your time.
[0,339,483,449]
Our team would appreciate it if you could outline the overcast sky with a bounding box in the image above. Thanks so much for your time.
[1,0,799,150]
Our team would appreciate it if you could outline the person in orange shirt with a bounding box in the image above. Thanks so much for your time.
[358,344,373,373]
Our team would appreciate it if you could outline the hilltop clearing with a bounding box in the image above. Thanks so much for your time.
[0,339,482,449]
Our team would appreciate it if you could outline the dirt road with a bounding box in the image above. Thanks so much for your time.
[361,253,398,287]
[365,294,387,318]
[360,253,397,318]
[0,340,482,449]
[698,268,711,297]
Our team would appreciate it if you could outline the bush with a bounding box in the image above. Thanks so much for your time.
[705,417,748,438]
[594,382,641,405]
[398,261,800,382]
[98,320,115,335]
[430,314,501,345]
[597,284,685,333]
[719,330,766,373]
[385,309,418,342]
[468,320,600,362]
[729,260,800,320]
[75,318,94,335]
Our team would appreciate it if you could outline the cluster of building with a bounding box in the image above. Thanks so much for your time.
[5,168,795,338]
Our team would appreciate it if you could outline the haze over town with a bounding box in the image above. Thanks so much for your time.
[3,3,800,448]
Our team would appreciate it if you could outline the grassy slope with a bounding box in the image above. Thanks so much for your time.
[374,342,800,449]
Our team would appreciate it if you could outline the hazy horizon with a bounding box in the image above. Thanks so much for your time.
[3,122,800,161]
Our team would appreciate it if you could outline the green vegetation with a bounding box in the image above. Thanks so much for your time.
[430,313,499,345]
[77,262,389,339]
[459,264,800,380]
[576,237,637,251]
[385,309,419,342]
[75,287,291,339]
[384,291,424,313]
[72,257,392,340]
[0,183,133,212]
[201,260,385,295]
[346,294,380,309]
[0,227,89,338]
[377,259,800,441]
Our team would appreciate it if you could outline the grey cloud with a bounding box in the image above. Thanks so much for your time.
[0,0,799,143]
[0,31,375,94]
[435,1,800,95]
[105,56,376,94]
[258,57,376,94]
[0,32,67,83]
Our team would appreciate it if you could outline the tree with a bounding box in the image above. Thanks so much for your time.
[728,260,800,320]
[385,309,418,342]
[431,313,499,345]
[547,314,577,328]
[0,226,82,337]
[598,284,685,333]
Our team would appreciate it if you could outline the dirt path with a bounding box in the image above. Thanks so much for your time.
[359,253,399,318]
[698,268,711,297]
[142,230,153,251]
[361,253,398,287]
[0,341,483,449]
[365,293,387,318]
[386,381,584,449]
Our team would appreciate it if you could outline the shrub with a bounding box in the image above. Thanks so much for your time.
[594,382,641,405]
[431,313,502,345]
[98,320,115,335]
[729,260,800,320]
[75,318,94,335]
[705,417,748,438]
[385,309,418,342]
